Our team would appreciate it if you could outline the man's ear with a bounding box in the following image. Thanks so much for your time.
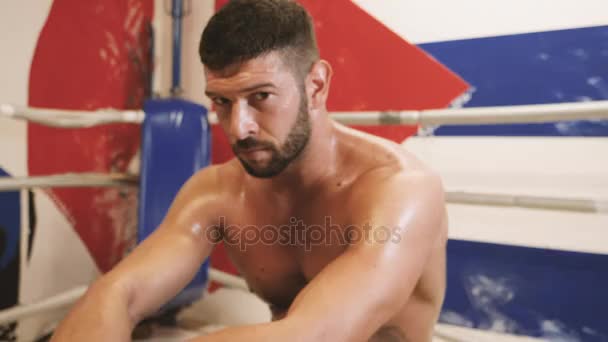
[306,60,333,111]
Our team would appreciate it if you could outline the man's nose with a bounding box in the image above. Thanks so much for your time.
[229,100,259,141]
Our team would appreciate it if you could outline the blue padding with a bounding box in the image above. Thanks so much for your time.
[441,239,608,340]
[0,168,20,310]
[0,168,19,270]
[139,98,211,312]
[419,25,608,136]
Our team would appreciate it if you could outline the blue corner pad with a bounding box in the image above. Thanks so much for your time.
[0,168,20,271]
[138,98,212,312]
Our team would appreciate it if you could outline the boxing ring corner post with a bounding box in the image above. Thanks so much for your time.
[137,98,213,313]
[0,98,218,325]
[170,0,185,97]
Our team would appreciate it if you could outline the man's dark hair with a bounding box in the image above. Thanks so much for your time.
[199,0,319,80]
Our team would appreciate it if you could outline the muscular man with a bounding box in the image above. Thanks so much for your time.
[52,1,447,341]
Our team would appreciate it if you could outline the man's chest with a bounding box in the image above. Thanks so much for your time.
[219,205,351,311]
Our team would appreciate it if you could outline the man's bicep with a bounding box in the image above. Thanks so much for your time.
[352,170,446,296]
[285,171,445,340]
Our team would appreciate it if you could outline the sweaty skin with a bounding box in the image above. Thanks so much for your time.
[51,52,447,342]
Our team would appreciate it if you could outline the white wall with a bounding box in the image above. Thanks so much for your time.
[0,0,53,178]
[352,0,608,44]
[0,0,53,107]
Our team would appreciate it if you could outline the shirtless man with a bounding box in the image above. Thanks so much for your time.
[51,1,447,341]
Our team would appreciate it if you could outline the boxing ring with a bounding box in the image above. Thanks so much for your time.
[1,100,608,340]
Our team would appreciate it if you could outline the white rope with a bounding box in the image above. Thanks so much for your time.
[3,101,607,128]
[0,104,144,128]
[0,173,138,191]
[331,101,608,126]
[0,286,87,324]
[446,191,608,213]
[0,174,605,213]
[206,100,608,126]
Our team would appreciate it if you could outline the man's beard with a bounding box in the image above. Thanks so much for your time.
[233,92,311,178]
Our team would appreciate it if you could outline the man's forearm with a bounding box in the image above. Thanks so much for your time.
[51,280,135,342]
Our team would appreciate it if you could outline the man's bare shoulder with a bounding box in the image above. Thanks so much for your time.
[337,125,437,185]
[171,160,244,216]
[335,125,443,213]
[187,159,243,195]
[347,162,443,208]
[336,128,447,251]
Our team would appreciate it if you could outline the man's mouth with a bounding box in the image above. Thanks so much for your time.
[238,147,269,158]
[239,146,265,153]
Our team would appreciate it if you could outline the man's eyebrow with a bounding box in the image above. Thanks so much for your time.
[205,82,277,97]
[240,82,276,93]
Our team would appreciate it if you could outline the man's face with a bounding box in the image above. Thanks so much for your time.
[205,52,311,178]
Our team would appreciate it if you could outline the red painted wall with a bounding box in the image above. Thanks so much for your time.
[28,0,154,272]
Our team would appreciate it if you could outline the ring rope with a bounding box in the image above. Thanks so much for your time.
[0,104,144,128]
[0,286,87,325]
[2,101,607,128]
[446,191,608,214]
[211,100,608,126]
[0,174,605,213]
[0,173,138,191]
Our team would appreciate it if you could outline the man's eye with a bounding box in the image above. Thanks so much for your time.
[254,92,270,101]
[213,97,229,106]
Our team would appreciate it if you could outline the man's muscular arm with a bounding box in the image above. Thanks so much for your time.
[51,166,223,342]
[193,168,446,342]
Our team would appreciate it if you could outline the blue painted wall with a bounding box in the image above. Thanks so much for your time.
[442,240,608,340]
[420,26,608,136]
